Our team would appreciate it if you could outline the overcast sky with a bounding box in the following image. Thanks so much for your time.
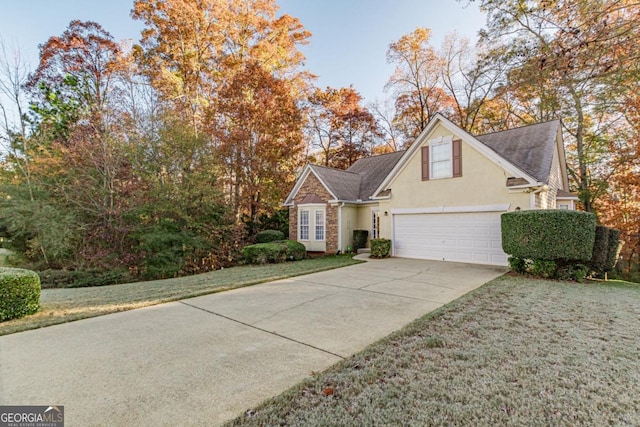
[0,0,485,105]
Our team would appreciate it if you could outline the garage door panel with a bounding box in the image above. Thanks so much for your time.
[393,212,508,266]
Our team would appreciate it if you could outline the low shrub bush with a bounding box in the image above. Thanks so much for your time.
[530,259,557,278]
[502,210,596,261]
[255,229,285,243]
[556,264,589,282]
[282,240,306,261]
[508,256,526,274]
[242,240,306,264]
[0,267,41,321]
[38,268,133,288]
[370,238,391,258]
[353,230,369,251]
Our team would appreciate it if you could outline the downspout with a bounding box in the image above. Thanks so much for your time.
[338,203,345,253]
[529,185,549,210]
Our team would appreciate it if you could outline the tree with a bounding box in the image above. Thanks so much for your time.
[133,0,311,222]
[0,40,34,200]
[477,0,640,212]
[131,0,311,135]
[438,32,505,133]
[211,61,305,222]
[307,86,381,168]
[386,27,455,144]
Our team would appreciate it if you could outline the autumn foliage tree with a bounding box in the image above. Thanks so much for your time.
[212,61,305,223]
[132,0,311,222]
[477,0,640,212]
[386,27,455,144]
[307,86,381,168]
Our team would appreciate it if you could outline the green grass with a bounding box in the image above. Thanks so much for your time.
[0,255,362,336]
[228,275,640,426]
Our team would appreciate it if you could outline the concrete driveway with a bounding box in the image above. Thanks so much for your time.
[0,257,506,426]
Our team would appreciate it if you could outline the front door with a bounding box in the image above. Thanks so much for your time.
[371,209,380,240]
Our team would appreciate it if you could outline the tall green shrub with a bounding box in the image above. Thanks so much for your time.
[0,268,41,321]
[589,225,610,271]
[501,210,596,261]
[353,230,369,251]
[605,228,623,272]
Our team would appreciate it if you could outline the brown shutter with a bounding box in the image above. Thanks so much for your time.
[421,146,430,181]
[452,139,462,177]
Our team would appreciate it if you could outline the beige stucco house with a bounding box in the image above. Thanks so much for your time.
[284,114,578,266]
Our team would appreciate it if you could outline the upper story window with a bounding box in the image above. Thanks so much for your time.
[421,135,462,181]
[430,140,452,179]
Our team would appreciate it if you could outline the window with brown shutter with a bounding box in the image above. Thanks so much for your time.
[452,139,462,177]
[421,146,429,181]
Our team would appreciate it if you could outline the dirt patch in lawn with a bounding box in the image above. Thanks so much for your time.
[229,276,640,426]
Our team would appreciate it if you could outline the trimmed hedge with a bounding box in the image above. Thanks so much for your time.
[242,240,306,264]
[371,238,392,258]
[590,225,610,271]
[605,228,623,272]
[0,267,41,321]
[502,210,596,261]
[38,268,133,289]
[255,229,285,243]
[588,226,623,274]
[353,230,369,251]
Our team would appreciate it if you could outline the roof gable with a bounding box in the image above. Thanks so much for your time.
[373,114,539,197]
[284,151,404,204]
[476,120,560,183]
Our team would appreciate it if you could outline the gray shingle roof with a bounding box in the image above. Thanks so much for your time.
[347,151,405,199]
[476,120,560,183]
[310,165,361,201]
[299,120,560,203]
[309,151,404,202]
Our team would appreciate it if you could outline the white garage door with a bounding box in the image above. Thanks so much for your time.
[393,212,508,266]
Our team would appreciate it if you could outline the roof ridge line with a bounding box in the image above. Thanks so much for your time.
[476,119,560,138]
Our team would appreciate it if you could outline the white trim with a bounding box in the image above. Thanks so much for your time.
[372,114,538,197]
[328,199,378,205]
[507,182,546,190]
[556,195,579,200]
[391,204,510,215]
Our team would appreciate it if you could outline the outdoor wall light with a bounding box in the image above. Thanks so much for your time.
[384,211,389,216]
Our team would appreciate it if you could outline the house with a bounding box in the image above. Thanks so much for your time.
[284,114,578,266]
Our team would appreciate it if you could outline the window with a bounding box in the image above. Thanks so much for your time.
[299,209,309,240]
[430,140,452,179]
[315,210,325,241]
[421,136,461,181]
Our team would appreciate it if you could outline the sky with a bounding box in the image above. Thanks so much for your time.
[0,0,486,105]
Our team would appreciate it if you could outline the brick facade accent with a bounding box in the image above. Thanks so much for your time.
[288,173,339,253]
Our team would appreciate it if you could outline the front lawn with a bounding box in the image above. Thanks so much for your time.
[0,255,362,336]
[229,275,640,426]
